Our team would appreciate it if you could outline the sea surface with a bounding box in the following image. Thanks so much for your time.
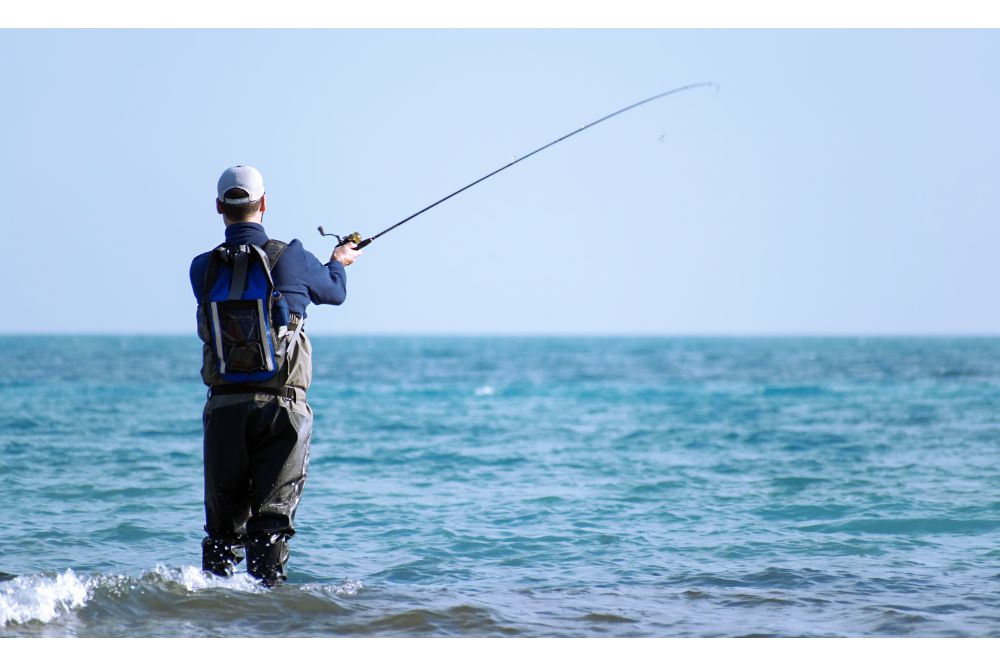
[1,335,998,637]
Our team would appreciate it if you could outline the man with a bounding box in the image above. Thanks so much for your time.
[189,165,361,586]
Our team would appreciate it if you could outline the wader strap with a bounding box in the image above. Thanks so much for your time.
[209,385,299,402]
[228,248,249,299]
[283,315,305,371]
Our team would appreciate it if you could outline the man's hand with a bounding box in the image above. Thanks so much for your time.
[332,243,362,267]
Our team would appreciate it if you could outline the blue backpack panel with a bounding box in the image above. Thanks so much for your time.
[199,241,290,383]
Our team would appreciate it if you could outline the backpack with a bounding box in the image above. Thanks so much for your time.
[197,240,296,383]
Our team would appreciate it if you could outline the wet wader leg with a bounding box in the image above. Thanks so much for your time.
[202,399,253,576]
[244,397,312,586]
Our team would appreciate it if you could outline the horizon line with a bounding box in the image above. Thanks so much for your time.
[6,331,1000,339]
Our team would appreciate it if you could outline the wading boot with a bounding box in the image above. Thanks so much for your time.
[247,532,289,587]
[201,537,245,577]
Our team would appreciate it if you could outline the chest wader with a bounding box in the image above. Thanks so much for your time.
[196,240,313,586]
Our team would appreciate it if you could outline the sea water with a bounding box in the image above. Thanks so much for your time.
[0,336,998,637]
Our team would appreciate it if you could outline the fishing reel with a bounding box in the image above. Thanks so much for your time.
[317,227,367,249]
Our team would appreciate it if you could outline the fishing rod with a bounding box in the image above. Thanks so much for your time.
[318,81,718,250]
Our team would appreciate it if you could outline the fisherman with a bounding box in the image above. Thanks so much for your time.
[189,165,361,586]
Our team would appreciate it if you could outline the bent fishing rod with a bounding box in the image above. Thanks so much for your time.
[318,81,718,250]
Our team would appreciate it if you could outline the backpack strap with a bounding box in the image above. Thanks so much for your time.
[263,239,288,271]
[228,245,251,299]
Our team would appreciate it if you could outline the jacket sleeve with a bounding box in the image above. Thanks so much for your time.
[302,245,348,306]
[190,253,208,301]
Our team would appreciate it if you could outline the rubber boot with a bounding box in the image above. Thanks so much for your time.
[202,537,245,577]
[246,533,289,587]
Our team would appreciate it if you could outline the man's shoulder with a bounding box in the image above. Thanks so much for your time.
[266,237,302,248]
[191,247,214,260]
[268,238,308,264]
[190,249,213,273]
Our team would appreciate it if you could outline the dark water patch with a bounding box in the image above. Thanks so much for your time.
[370,420,425,433]
[90,522,162,541]
[374,560,473,584]
[163,451,199,465]
[670,568,836,590]
[784,433,851,451]
[446,538,522,559]
[579,611,636,623]
[133,427,203,439]
[869,607,933,635]
[523,495,569,505]
[933,367,983,378]
[41,484,163,502]
[761,385,829,397]
[1,416,43,431]
[770,476,828,492]
[742,567,837,588]
[787,540,886,557]
[714,544,770,560]
[720,593,799,607]
[487,511,564,528]
[926,603,974,613]
[709,463,744,476]
[348,604,520,637]
[375,528,423,538]
[800,518,1000,536]
[613,428,661,445]
[627,480,686,496]
[672,574,747,588]
[0,440,32,456]
[755,504,852,521]
[682,589,711,599]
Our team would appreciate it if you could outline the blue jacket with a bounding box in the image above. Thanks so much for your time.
[190,222,346,317]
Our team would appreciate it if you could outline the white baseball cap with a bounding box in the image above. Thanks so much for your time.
[217,165,265,203]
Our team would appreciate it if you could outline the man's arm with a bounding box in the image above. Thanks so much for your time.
[304,243,361,306]
[189,253,208,300]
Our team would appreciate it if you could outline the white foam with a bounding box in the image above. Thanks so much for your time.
[303,578,364,597]
[151,563,263,593]
[0,569,90,626]
[474,385,495,396]
[333,579,364,596]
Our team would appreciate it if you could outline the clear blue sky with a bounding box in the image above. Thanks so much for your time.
[2,29,998,335]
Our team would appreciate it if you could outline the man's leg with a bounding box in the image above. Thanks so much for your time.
[202,398,252,576]
[245,397,312,586]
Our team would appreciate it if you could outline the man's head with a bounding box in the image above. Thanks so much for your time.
[216,165,267,223]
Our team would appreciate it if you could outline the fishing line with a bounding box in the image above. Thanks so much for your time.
[319,81,718,249]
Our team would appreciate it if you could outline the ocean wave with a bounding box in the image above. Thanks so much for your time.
[799,518,1000,536]
[0,565,364,632]
[0,569,90,626]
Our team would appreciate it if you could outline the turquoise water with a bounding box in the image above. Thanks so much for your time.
[1,336,998,637]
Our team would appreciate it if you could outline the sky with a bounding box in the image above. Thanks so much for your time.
[2,28,999,335]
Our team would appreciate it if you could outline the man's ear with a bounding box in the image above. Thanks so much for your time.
[216,199,224,214]
[259,195,267,213]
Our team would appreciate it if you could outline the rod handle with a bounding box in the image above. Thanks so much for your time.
[354,238,372,250]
